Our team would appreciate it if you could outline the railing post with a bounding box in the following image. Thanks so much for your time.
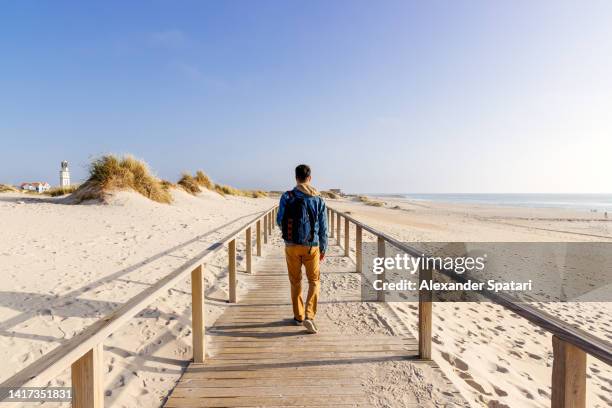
[377,236,385,302]
[330,210,335,238]
[419,264,433,359]
[246,227,252,274]
[256,220,262,256]
[551,335,586,408]
[268,211,272,234]
[271,209,275,229]
[71,344,104,408]
[191,265,205,363]
[337,214,342,246]
[344,217,350,257]
[228,239,237,303]
[356,225,363,273]
[263,214,268,244]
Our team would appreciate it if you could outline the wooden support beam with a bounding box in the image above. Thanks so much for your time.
[228,239,237,303]
[268,211,272,234]
[337,214,342,246]
[355,225,363,273]
[71,344,103,408]
[263,214,268,244]
[256,220,262,256]
[376,236,385,302]
[551,335,586,408]
[246,227,252,274]
[330,211,335,238]
[191,265,205,363]
[418,265,433,360]
[344,217,350,257]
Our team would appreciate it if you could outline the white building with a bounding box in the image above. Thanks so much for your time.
[60,160,70,187]
[21,182,51,193]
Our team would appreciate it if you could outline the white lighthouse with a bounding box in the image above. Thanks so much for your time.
[60,161,70,187]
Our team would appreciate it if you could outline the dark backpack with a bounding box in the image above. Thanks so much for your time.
[281,191,316,245]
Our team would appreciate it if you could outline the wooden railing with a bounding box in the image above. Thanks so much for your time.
[328,207,612,408]
[0,206,278,408]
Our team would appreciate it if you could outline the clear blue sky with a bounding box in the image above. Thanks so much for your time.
[2,1,611,193]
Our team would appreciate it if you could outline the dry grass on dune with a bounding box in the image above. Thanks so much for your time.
[177,173,202,195]
[321,190,341,199]
[194,170,214,189]
[44,185,79,197]
[178,170,267,199]
[0,184,18,193]
[358,195,385,207]
[214,184,267,198]
[71,155,172,204]
[160,180,176,191]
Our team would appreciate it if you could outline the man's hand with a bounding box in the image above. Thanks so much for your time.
[319,252,325,261]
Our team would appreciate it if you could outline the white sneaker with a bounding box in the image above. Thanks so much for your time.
[303,319,318,334]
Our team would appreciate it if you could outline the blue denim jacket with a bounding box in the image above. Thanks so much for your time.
[276,188,328,253]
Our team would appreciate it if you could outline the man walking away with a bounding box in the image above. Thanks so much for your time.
[277,164,328,334]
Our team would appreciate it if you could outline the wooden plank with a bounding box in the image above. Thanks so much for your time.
[191,265,205,363]
[264,214,268,244]
[344,217,350,257]
[229,239,237,303]
[551,335,586,408]
[246,227,252,274]
[165,395,370,407]
[419,265,432,360]
[356,225,363,273]
[176,377,362,387]
[71,344,103,408]
[377,236,385,302]
[336,214,341,246]
[170,385,363,397]
[330,210,335,238]
[256,220,262,256]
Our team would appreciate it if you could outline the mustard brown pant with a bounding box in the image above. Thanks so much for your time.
[284,245,320,321]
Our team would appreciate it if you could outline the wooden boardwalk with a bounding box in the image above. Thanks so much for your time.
[164,245,435,407]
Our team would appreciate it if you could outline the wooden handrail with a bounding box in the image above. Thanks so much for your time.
[329,207,612,364]
[328,206,611,408]
[0,205,277,404]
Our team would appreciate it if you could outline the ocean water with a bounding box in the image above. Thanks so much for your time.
[381,194,612,212]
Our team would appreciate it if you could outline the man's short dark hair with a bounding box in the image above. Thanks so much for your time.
[295,164,311,182]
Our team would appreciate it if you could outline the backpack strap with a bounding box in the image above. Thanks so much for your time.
[307,205,316,243]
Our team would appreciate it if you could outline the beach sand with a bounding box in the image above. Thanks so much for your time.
[0,189,275,407]
[1,190,610,407]
[330,197,612,408]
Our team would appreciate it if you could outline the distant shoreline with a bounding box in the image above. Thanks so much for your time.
[365,193,612,212]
